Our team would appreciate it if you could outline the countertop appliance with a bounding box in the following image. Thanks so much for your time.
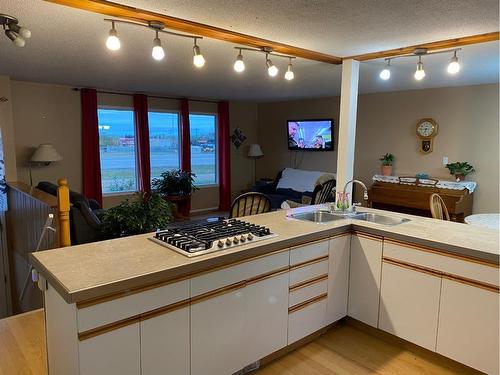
[150,217,276,257]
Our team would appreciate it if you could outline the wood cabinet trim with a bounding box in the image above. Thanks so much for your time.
[351,231,383,241]
[246,267,289,286]
[190,280,246,305]
[288,293,328,314]
[384,238,499,268]
[290,255,329,270]
[383,257,499,293]
[289,274,328,292]
[290,236,331,250]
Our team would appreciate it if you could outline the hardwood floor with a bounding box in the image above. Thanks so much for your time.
[0,310,481,375]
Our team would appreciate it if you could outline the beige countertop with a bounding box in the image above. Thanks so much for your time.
[30,207,499,304]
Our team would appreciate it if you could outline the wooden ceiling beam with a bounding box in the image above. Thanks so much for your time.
[343,32,499,61]
[43,0,343,64]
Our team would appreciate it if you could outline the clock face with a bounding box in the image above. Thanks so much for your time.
[417,121,435,138]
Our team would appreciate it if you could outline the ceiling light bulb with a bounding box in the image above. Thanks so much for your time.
[379,69,390,80]
[152,36,165,61]
[447,52,460,74]
[192,44,205,68]
[266,56,278,77]
[234,52,245,73]
[414,60,425,80]
[5,30,25,47]
[106,25,120,51]
[284,62,294,80]
[8,24,31,39]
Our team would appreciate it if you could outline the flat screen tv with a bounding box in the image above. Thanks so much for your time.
[287,119,334,151]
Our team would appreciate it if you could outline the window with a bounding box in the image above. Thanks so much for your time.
[97,108,137,194]
[148,111,180,181]
[190,114,217,185]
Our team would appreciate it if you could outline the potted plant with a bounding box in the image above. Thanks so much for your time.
[100,192,173,239]
[152,170,198,218]
[445,161,475,182]
[379,153,395,176]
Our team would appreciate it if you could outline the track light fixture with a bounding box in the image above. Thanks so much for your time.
[377,47,461,82]
[414,56,426,80]
[447,50,460,74]
[234,49,245,73]
[266,54,279,77]
[106,21,121,51]
[1,14,31,47]
[192,38,205,68]
[284,58,295,80]
[379,59,391,80]
[151,30,165,61]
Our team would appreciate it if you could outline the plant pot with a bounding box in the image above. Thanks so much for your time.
[381,165,393,176]
[454,174,465,182]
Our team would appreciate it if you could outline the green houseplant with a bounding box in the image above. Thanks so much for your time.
[100,192,173,239]
[151,170,198,197]
[445,161,475,181]
[379,153,395,176]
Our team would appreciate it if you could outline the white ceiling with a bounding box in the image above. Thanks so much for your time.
[0,0,498,101]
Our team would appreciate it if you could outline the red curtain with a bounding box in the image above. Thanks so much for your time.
[180,98,191,214]
[81,88,103,207]
[218,101,231,211]
[133,94,151,196]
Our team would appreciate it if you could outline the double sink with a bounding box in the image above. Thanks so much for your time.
[291,210,410,226]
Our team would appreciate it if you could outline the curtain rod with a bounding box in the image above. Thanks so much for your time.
[71,88,221,104]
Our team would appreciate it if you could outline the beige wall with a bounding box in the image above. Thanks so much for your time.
[6,79,255,211]
[256,84,499,214]
[256,98,341,180]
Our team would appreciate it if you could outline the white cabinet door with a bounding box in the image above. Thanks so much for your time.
[437,279,499,375]
[244,272,289,366]
[191,286,246,375]
[326,234,350,325]
[141,306,190,375]
[348,234,382,327]
[379,261,441,351]
[79,323,140,375]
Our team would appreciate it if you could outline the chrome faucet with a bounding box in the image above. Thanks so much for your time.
[341,179,369,213]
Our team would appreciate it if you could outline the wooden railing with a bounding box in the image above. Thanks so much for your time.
[5,179,72,314]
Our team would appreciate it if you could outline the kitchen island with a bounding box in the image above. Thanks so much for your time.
[31,207,499,375]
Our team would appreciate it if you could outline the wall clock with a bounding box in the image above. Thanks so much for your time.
[416,118,438,154]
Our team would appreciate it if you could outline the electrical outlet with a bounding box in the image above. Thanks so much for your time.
[442,156,448,166]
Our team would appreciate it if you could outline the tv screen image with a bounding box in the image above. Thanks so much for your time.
[287,119,334,151]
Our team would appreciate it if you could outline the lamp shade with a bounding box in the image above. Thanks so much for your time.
[248,144,264,158]
[30,143,62,163]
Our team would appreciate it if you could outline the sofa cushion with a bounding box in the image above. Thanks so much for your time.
[275,188,303,200]
[276,168,335,192]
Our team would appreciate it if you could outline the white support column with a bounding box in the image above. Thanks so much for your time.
[336,59,360,205]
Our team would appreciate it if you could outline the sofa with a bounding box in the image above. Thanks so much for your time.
[36,182,105,245]
[251,168,336,209]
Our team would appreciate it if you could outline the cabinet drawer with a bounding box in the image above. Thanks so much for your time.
[290,259,329,285]
[384,240,499,287]
[288,296,327,344]
[78,279,189,332]
[290,239,329,266]
[191,250,289,297]
[289,278,328,307]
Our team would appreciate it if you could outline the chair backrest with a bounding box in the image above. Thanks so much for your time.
[312,179,336,205]
[230,192,271,218]
[429,193,450,221]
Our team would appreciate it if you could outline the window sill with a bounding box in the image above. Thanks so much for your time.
[103,191,138,197]
[196,184,219,189]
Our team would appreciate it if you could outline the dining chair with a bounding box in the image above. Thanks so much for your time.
[430,193,450,221]
[230,192,272,218]
[311,178,336,205]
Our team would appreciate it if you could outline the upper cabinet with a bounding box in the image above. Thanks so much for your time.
[348,233,383,327]
[326,233,350,325]
[437,279,499,375]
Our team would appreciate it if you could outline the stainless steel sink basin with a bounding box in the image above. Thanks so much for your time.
[291,211,345,224]
[351,212,410,226]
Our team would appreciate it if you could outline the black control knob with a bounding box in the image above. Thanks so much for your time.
[226,238,232,246]
[247,233,253,240]
[233,236,239,244]
[217,240,224,248]
[240,235,246,242]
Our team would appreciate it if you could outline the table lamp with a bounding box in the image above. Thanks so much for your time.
[248,144,264,183]
[29,143,62,186]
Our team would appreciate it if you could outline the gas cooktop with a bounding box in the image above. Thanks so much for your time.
[150,217,277,257]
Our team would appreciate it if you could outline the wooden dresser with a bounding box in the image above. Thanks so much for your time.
[369,181,473,222]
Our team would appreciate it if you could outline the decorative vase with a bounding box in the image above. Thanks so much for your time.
[381,165,392,176]
[454,174,465,182]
